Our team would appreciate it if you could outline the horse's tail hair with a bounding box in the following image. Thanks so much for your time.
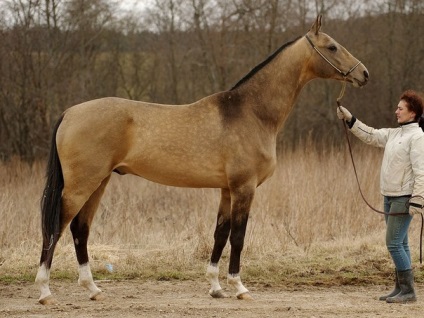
[41,114,64,250]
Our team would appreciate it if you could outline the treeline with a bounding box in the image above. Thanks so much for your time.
[0,0,423,161]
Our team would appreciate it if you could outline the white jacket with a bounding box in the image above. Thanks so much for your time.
[350,119,424,197]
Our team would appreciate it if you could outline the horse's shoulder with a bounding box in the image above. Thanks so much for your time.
[211,90,244,123]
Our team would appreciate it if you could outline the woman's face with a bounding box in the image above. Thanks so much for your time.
[395,100,416,124]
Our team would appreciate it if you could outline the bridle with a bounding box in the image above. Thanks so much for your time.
[306,34,424,264]
[305,33,360,106]
[305,35,362,78]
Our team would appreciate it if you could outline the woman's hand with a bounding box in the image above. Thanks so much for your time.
[337,106,353,121]
[409,197,424,216]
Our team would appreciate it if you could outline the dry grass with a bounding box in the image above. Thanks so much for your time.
[1,145,423,286]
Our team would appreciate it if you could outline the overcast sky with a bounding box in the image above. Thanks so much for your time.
[118,0,152,12]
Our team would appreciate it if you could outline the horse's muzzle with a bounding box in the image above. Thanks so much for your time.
[353,70,369,87]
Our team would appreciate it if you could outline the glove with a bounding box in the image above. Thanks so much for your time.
[337,106,353,122]
[409,197,424,216]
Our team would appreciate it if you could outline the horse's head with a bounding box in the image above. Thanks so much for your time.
[305,15,369,87]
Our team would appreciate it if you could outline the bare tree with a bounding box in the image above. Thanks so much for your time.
[0,0,115,160]
[0,0,422,160]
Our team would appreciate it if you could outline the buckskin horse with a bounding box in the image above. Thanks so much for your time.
[35,15,369,304]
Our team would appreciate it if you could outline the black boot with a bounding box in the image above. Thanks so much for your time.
[386,269,416,303]
[379,270,400,301]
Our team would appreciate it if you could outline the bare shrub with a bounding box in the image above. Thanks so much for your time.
[1,145,422,283]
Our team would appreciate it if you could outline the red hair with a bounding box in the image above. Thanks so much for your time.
[400,90,424,120]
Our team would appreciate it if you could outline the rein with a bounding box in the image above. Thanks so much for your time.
[336,81,424,264]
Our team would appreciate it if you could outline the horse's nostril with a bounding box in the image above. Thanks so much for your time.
[364,70,369,79]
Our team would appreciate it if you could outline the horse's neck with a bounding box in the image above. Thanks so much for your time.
[239,39,312,132]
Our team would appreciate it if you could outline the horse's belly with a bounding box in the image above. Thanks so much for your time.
[116,161,227,188]
[147,174,225,188]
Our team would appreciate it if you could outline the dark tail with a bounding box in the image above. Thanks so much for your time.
[40,115,64,251]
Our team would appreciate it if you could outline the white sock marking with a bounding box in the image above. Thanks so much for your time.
[227,274,249,296]
[35,263,52,301]
[78,263,102,298]
[206,264,223,294]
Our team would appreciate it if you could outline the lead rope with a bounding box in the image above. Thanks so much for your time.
[336,81,424,264]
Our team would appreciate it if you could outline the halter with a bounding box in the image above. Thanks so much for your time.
[305,35,362,78]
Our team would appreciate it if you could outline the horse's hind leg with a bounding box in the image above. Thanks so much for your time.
[36,175,108,304]
[207,188,231,298]
[36,187,90,304]
[36,237,60,304]
[71,175,111,300]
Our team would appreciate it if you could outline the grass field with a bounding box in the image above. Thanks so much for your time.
[1,144,423,286]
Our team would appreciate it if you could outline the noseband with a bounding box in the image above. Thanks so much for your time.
[305,35,362,78]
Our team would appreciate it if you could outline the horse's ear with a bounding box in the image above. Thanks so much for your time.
[310,15,322,35]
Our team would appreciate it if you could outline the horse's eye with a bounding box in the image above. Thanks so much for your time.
[328,45,337,52]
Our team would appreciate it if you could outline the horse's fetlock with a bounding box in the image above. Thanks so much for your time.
[206,264,219,276]
[78,277,92,288]
[227,274,249,296]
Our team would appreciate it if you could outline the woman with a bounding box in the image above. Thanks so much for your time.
[337,90,424,303]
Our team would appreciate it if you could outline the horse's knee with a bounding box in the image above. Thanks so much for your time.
[229,213,249,249]
[214,217,231,240]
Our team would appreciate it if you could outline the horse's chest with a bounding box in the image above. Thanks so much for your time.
[258,156,277,184]
[237,139,277,183]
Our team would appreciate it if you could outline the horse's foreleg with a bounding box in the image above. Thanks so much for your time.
[227,186,255,300]
[71,176,110,301]
[207,188,231,298]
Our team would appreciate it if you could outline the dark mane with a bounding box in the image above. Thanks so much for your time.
[230,36,302,91]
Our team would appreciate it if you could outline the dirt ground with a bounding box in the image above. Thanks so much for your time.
[1,279,423,318]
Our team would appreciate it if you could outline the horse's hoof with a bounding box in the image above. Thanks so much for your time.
[90,291,104,301]
[39,295,57,305]
[237,292,254,300]
[209,289,229,298]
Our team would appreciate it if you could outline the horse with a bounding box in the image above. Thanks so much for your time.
[35,15,369,304]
